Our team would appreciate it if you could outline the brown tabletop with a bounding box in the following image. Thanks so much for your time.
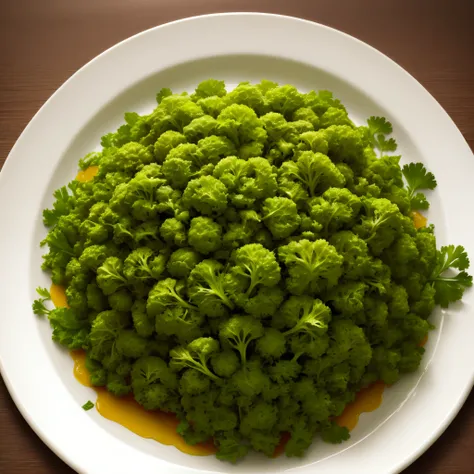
[1,0,473,472]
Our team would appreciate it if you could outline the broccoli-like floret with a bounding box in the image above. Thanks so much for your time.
[187,216,222,255]
[154,130,187,162]
[155,306,203,343]
[290,332,329,359]
[216,104,267,159]
[261,197,301,239]
[183,115,218,143]
[65,258,83,281]
[309,187,361,235]
[106,372,131,397]
[197,95,228,118]
[116,329,149,358]
[325,320,373,383]
[131,299,155,338]
[327,281,367,316]
[131,356,178,410]
[256,328,286,360]
[388,284,410,318]
[268,358,302,384]
[231,363,271,400]
[321,422,350,444]
[96,257,128,295]
[211,350,240,378]
[274,296,331,339]
[85,354,107,386]
[329,230,391,294]
[123,247,167,282]
[240,402,280,442]
[197,135,237,164]
[213,156,278,208]
[161,144,198,189]
[101,142,154,174]
[411,283,436,318]
[366,346,401,385]
[278,239,343,295]
[188,259,234,316]
[382,233,419,279]
[279,151,345,197]
[154,185,188,221]
[86,283,107,312]
[265,85,305,117]
[320,106,353,128]
[242,286,285,319]
[89,310,130,363]
[193,79,227,99]
[305,89,345,115]
[293,107,320,129]
[295,130,329,155]
[65,284,88,312]
[160,218,187,247]
[284,417,315,457]
[230,243,281,297]
[167,247,201,278]
[219,316,264,366]
[170,337,221,382]
[179,368,211,395]
[364,155,403,192]
[222,209,262,249]
[324,125,367,171]
[78,244,109,271]
[108,289,133,312]
[354,197,404,255]
[182,176,228,215]
[80,215,109,246]
[214,431,249,464]
[226,82,267,115]
[147,278,196,316]
[277,176,309,209]
[38,304,90,350]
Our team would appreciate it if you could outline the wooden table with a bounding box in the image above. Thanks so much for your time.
[1,0,473,472]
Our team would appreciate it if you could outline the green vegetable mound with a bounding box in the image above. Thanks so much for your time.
[34,79,472,462]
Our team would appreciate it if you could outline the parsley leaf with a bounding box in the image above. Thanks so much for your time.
[78,151,101,171]
[36,287,51,299]
[156,87,172,104]
[32,287,51,316]
[32,299,50,316]
[40,227,75,256]
[366,116,398,156]
[82,400,95,411]
[100,122,131,149]
[402,163,437,210]
[430,245,473,307]
[42,184,77,227]
[367,116,393,135]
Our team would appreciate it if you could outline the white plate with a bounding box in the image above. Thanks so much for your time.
[0,12,473,474]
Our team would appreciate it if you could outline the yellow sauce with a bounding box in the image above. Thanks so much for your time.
[335,381,385,431]
[76,165,99,183]
[273,431,291,458]
[412,210,427,230]
[70,350,215,456]
[419,334,428,347]
[50,283,68,308]
[54,167,429,456]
